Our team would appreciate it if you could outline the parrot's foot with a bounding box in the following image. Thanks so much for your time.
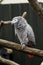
[21,43,25,49]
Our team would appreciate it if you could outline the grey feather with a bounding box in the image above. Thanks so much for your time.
[11,16,36,49]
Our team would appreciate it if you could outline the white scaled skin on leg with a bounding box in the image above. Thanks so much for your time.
[21,43,26,49]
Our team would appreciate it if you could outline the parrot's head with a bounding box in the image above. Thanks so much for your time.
[11,16,27,30]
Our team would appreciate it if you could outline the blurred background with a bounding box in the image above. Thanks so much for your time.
[0,0,43,65]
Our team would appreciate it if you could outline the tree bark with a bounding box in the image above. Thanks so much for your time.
[28,0,43,20]
[0,56,20,65]
[0,39,43,57]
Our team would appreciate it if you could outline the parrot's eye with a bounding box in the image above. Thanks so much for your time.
[14,19,18,23]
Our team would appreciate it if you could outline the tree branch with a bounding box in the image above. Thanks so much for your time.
[0,56,20,65]
[0,39,43,57]
[0,11,27,26]
[28,0,43,20]
[4,48,13,54]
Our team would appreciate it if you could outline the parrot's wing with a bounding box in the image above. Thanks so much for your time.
[26,25,36,58]
[27,24,36,45]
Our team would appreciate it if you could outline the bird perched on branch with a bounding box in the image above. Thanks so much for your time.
[11,16,36,58]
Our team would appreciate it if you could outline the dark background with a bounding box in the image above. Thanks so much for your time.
[0,3,43,65]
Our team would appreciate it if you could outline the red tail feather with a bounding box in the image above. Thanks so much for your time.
[27,42,35,58]
[27,54,34,58]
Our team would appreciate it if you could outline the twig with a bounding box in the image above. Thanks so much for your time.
[22,11,27,18]
[0,11,27,25]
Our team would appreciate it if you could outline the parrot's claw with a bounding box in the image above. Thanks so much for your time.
[21,43,25,49]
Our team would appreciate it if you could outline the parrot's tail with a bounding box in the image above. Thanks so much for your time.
[27,54,34,58]
[26,41,35,58]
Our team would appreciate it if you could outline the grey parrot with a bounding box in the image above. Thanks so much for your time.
[11,16,36,58]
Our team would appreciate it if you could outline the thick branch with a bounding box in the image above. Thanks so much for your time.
[28,0,43,20]
[0,39,43,57]
[0,56,19,65]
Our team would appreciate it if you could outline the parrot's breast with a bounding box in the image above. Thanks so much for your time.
[16,28,28,44]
